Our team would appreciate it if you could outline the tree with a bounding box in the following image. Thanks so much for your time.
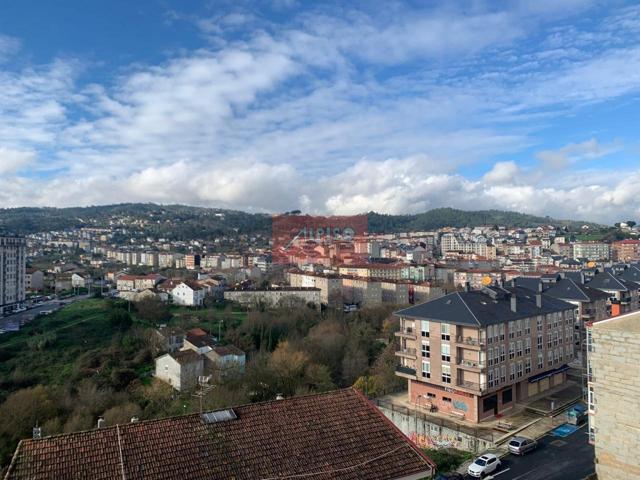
[135,297,171,323]
[109,308,132,331]
[341,347,369,386]
[0,386,60,447]
[103,402,142,426]
[627,221,637,228]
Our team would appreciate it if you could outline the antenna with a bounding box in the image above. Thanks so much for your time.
[192,375,215,413]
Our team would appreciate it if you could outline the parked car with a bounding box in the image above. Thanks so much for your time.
[508,436,538,455]
[567,404,588,425]
[467,453,501,478]
[435,472,464,480]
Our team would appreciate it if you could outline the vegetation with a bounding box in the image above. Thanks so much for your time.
[0,299,403,470]
[0,203,600,237]
[423,448,474,473]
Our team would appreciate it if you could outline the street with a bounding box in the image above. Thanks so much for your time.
[465,424,594,480]
[0,294,90,334]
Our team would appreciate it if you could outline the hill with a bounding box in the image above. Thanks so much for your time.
[0,203,598,237]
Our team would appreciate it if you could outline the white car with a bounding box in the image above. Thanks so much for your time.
[467,453,501,478]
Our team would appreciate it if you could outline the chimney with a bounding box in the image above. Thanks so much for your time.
[536,293,542,308]
[275,393,284,400]
[510,294,517,313]
[130,416,139,423]
[97,417,106,429]
[538,282,543,293]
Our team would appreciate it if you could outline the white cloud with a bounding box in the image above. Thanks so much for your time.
[0,34,20,62]
[0,147,35,174]
[483,161,521,185]
[536,138,619,169]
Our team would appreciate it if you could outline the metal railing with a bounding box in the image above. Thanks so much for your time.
[456,336,486,349]
[456,379,489,392]
[395,365,417,376]
[396,347,417,357]
[458,359,485,369]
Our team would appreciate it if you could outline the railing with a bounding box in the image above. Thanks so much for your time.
[395,327,416,338]
[456,379,489,392]
[456,336,486,349]
[458,359,485,369]
[395,365,417,376]
[396,347,417,357]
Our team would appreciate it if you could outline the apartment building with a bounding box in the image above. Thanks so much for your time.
[587,271,639,315]
[587,312,640,479]
[341,277,382,306]
[288,271,342,305]
[611,239,640,262]
[0,236,26,316]
[395,286,575,422]
[572,242,611,261]
[224,287,321,308]
[338,263,405,280]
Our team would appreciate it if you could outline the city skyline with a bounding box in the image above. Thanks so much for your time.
[1,1,640,221]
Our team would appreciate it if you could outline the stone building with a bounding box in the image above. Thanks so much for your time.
[588,311,640,480]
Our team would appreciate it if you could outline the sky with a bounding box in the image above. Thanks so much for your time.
[1,0,640,223]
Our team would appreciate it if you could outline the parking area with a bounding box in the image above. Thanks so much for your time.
[463,424,594,480]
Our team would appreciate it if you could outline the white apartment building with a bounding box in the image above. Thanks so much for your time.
[0,236,26,316]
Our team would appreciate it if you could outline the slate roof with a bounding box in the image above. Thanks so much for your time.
[561,271,585,284]
[396,286,574,327]
[616,267,640,287]
[586,272,629,292]
[543,278,609,303]
[4,389,434,480]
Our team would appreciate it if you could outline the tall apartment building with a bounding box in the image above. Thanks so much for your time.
[395,286,575,422]
[587,312,640,479]
[572,242,611,261]
[338,264,405,280]
[0,236,27,316]
[612,239,640,262]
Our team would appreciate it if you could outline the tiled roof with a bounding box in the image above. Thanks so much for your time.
[169,350,201,365]
[5,389,434,480]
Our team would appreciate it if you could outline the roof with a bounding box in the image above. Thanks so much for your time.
[395,286,574,327]
[592,310,640,334]
[586,272,628,292]
[212,344,245,357]
[4,389,434,480]
[544,278,609,303]
[169,350,201,365]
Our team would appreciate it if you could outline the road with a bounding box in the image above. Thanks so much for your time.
[0,294,90,334]
[465,424,594,480]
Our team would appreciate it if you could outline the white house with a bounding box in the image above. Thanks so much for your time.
[171,281,206,307]
[154,350,203,391]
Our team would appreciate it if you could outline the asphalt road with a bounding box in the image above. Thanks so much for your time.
[0,294,90,333]
[465,424,594,480]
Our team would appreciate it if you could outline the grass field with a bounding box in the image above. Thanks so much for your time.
[0,299,113,388]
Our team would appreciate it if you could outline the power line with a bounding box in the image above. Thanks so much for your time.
[259,444,410,480]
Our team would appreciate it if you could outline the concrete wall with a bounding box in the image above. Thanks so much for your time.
[376,401,494,453]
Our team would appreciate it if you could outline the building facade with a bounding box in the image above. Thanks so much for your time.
[587,312,640,480]
[395,286,575,422]
[0,236,26,316]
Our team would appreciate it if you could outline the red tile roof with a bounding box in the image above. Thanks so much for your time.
[5,389,434,480]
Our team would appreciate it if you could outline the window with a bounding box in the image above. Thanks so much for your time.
[525,358,531,374]
[442,396,452,403]
[499,323,505,341]
[538,352,544,369]
[487,324,494,344]
[553,313,559,329]
[516,361,523,378]
[547,350,553,367]
[441,343,451,362]
[427,392,436,399]
[554,349,560,364]
[500,365,506,383]
[509,321,515,339]
[488,347,494,366]
[421,320,430,337]
[488,369,495,387]
[537,316,543,332]
[587,328,594,352]
[494,367,500,386]
[537,335,543,350]
[499,345,506,363]
[421,342,430,358]
[525,338,531,355]
[442,364,451,383]
[509,364,516,381]
[516,319,522,337]
[421,361,430,379]
[547,334,552,349]
[441,323,450,341]
[588,385,596,412]
[524,318,531,335]
[509,342,515,359]
[516,340,523,357]
[553,331,559,347]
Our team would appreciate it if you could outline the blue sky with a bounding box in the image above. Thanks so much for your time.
[0,0,639,223]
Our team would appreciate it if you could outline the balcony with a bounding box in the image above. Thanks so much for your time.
[395,327,417,340]
[395,347,417,359]
[456,336,486,350]
[455,378,489,393]
[457,359,485,371]
[581,308,596,318]
[395,365,417,379]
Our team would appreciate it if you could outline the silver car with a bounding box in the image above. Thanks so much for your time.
[508,436,538,455]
